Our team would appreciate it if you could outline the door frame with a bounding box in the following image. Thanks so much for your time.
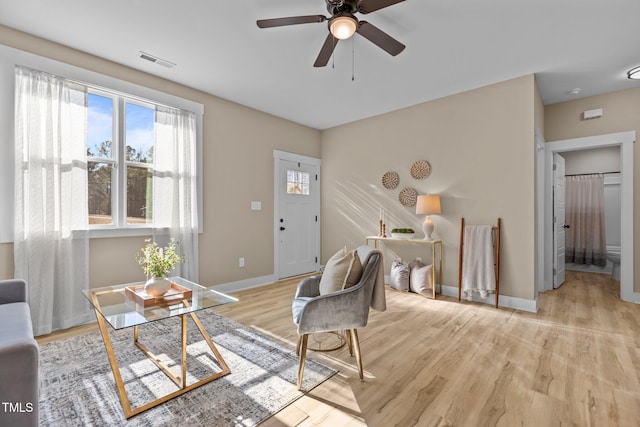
[552,152,567,289]
[540,131,634,302]
[273,150,321,280]
[535,127,546,294]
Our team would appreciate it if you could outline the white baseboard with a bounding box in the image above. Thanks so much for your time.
[441,285,538,312]
[211,274,276,294]
[214,273,632,311]
[214,273,539,312]
[383,275,538,313]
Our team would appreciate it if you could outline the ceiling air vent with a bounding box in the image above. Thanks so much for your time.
[139,51,176,68]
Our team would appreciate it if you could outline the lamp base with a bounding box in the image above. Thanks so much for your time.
[422,216,435,241]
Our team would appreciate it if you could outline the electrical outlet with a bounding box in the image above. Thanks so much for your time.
[239,257,245,267]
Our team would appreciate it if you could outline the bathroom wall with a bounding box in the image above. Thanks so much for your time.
[603,176,622,246]
[562,146,620,175]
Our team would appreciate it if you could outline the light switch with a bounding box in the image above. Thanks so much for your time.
[251,201,262,211]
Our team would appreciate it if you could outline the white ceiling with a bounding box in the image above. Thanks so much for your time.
[1,0,639,130]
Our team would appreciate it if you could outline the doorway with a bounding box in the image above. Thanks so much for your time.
[539,131,634,302]
[273,150,321,280]
[561,148,621,277]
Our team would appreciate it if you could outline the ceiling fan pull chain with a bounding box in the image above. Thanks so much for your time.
[352,36,356,81]
[332,36,336,69]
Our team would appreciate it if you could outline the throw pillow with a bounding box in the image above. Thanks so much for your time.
[409,259,433,296]
[319,247,362,295]
[344,252,363,289]
[389,259,410,291]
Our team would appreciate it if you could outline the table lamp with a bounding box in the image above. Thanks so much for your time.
[416,194,441,240]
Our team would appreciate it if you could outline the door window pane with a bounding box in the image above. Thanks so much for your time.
[287,170,310,195]
[88,162,113,225]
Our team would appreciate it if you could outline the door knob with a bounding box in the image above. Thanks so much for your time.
[563,224,570,229]
[280,226,285,231]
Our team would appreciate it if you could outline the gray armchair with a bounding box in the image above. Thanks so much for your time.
[0,279,39,427]
[292,246,385,390]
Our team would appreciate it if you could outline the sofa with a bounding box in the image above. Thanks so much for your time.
[0,279,39,427]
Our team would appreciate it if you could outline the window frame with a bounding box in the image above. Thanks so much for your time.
[0,45,204,242]
[86,89,117,229]
[86,90,158,231]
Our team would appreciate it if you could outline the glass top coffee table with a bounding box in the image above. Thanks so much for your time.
[83,277,238,419]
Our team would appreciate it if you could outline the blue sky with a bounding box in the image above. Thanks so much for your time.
[87,93,154,160]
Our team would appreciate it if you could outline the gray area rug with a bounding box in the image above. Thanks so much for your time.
[38,311,336,426]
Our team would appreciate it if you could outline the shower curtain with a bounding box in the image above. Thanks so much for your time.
[565,174,607,266]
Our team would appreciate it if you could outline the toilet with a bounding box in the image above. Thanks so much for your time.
[606,245,621,280]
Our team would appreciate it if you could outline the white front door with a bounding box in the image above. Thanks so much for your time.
[553,153,566,288]
[276,157,319,279]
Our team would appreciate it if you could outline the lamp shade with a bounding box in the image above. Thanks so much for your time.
[415,194,441,215]
[330,15,357,40]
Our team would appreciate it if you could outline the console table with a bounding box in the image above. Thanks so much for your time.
[365,236,443,299]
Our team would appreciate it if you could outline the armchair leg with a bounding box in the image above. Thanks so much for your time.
[296,335,301,356]
[350,329,364,381]
[346,329,353,356]
[297,334,309,391]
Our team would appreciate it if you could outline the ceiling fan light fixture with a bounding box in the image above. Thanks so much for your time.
[330,15,357,39]
[627,66,640,80]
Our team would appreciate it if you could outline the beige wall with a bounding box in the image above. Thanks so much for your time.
[0,25,321,287]
[0,24,583,306]
[321,75,537,301]
[0,243,12,280]
[545,87,640,292]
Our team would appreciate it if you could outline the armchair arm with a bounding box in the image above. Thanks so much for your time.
[295,275,321,298]
[0,279,27,305]
[297,284,370,334]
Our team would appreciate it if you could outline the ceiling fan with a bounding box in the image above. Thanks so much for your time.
[256,0,406,67]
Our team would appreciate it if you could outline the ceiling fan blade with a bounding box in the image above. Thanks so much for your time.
[356,21,405,56]
[314,33,340,67]
[257,15,327,28]
[357,0,405,14]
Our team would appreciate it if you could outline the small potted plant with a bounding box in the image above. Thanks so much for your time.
[391,228,416,239]
[136,239,184,297]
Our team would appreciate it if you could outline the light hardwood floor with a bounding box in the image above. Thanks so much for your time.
[38,271,640,426]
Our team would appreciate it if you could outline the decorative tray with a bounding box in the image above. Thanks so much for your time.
[125,282,193,308]
[390,233,416,240]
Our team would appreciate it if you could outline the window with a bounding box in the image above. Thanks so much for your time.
[287,170,310,195]
[86,91,160,227]
[3,50,203,243]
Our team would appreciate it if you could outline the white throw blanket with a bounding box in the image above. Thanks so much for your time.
[462,225,496,300]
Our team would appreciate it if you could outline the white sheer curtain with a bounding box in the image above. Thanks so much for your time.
[14,66,92,336]
[152,106,199,280]
[565,174,607,266]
